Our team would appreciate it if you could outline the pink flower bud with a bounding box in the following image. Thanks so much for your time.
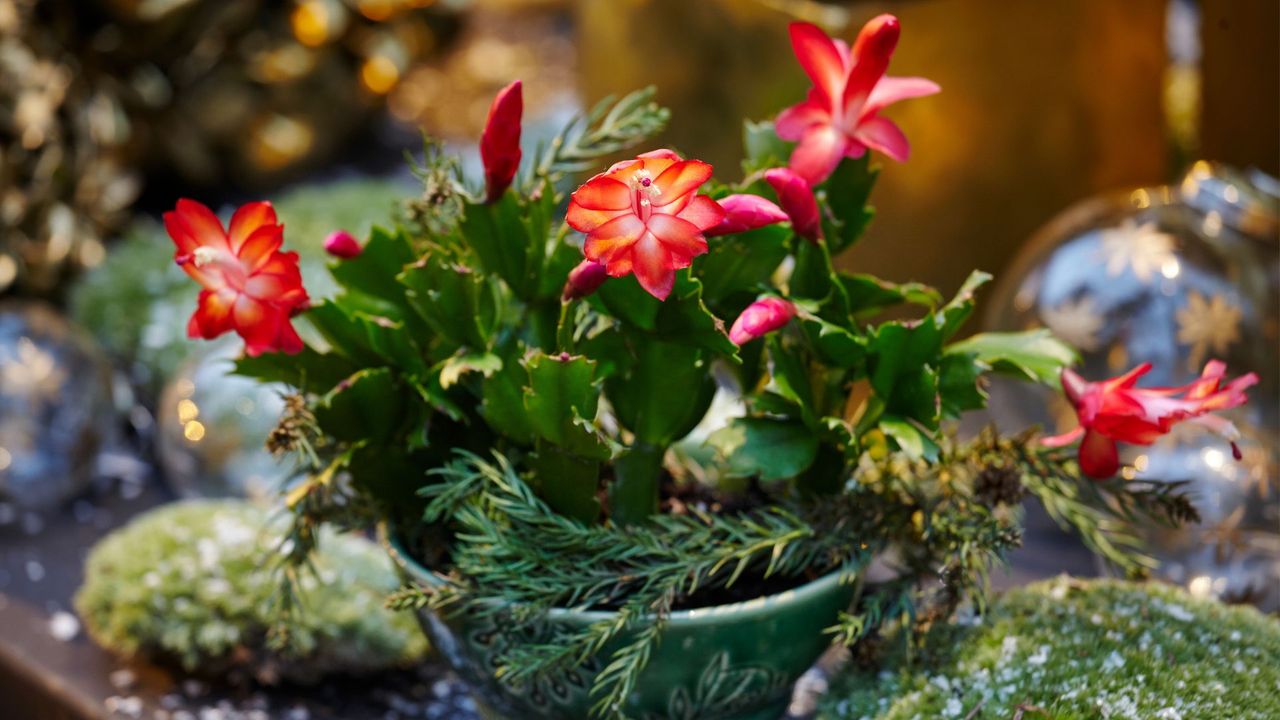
[763,168,822,242]
[481,80,523,203]
[705,194,790,237]
[323,230,362,259]
[729,296,796,345]
[562,258,609,300]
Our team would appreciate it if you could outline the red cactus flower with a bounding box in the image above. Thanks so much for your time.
[323,230,362,259]
[777,17,939,185]
[481,80,523,203]
[566,149,725,300]
[165,199,309,357]
[729,297,797,345]
[562,258,609,301]
[763,168,822,242]
[705,194,790,237]
[1043,361,1258,479]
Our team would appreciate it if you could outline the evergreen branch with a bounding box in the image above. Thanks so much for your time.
[590,607,668,720]
[398,430,1198,714]
[826,579,915,647]
[402,137,467,238]
[532,87,670,181]
[1009,438,1196,576]
[418,452,861,716]
[385,584,433,612]
[1080,477,1201,528]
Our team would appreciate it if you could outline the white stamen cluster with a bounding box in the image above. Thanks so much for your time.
[191,246,219,268]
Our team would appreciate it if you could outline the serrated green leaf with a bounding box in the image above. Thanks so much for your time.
[607,340,716,446]
[327,225,415,309]
[867,320,944,429]
[742,120,792,174]
[528,443,600,523]
[233,347,358,393]
[538,236,585,301]
[946,329,1078,386]
[476,341,535,442]
[767,336,817,427]
[354,312,427,375]
[938,352,987,418]
[594,274,660,330]
[460,193,535,298]
[654,273,739,358]
[707,417,819,482]
[892,364,941,429]
[879,415,939,462]
[936,270,992,341]
[820,155,879,254]
[698,224,791,302]
[599,273,738,358]
[304,300,385,366]
[868,320,943,399]
[790,235,838,302]
[839,273,943,317]
[801,316,866,369]
[314,368,402,443]
[439,351,502,389]
[523,351,607,459]
[398,253,498,349]
[412,373,464,423]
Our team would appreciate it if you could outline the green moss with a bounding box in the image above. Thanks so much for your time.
[819,577,1280,720]
[75,499,427,683]
[69,178,410,393]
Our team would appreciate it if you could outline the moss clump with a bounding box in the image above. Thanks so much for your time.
[75,499,427,684]
[819,577,1280,720]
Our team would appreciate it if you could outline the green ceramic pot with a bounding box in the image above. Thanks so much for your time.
[380,525,860,720]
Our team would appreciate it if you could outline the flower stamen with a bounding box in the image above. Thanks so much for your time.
[192,246,219,268]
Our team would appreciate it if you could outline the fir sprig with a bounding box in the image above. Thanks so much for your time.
[384,431,1197,717]
[415,452,863,716]
[531,86,671,181]
[1010,439,1198,576]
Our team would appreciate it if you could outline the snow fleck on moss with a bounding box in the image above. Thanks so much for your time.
[1158,600,1196,622]
[1027,645,1050,666]
[818,576,1280,720]
[1102,650,1126,671]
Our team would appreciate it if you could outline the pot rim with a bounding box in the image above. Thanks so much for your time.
[378,522,856,627]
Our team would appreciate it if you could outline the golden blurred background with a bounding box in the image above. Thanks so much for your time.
[572,0,1277,292]
[2,0,1277,298]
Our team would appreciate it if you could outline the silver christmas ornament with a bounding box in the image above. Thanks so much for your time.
[154,340,292,504]
[985,162,1279,610]
[0,301,117,509]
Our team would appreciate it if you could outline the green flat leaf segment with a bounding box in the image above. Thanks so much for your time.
[439,352,502,389]
[523,351,608,460]
[707,416,820,482]
[946,329,1078,386]
[607,340,716,447]
[398,253,500,349]
[313,367,403,443]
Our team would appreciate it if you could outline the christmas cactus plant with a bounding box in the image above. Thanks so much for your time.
[165,16,1252,719]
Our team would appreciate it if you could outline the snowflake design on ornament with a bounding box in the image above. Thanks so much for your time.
[1236,444,1274,501]
[1203,505,1247,566]
[1098,219,1178,284]
[1176,290,1242,370]
[1040,296,1104,351]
